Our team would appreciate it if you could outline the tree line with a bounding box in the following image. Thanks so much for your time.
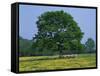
[19,37,95,57]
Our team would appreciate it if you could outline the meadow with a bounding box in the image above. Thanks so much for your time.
[19,53,96,72]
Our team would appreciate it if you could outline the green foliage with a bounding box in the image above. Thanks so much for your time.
[19,37,33,56]
[32,10,84,56]
[85,38,95,53]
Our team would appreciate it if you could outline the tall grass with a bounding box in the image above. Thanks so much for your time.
[19,53,96,71]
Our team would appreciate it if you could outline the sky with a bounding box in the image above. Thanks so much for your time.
[19,4,96,44]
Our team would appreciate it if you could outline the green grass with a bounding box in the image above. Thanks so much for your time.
[19,53,96,72]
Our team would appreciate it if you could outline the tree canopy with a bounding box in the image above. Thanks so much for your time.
[85,38,95,53]
[32,10,84,56]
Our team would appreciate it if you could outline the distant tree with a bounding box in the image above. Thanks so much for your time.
[19,36,33,56]
[85,38,95,53]
[32,10,84,57]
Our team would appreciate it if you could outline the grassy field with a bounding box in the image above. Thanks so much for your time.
[19,53,96,72]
